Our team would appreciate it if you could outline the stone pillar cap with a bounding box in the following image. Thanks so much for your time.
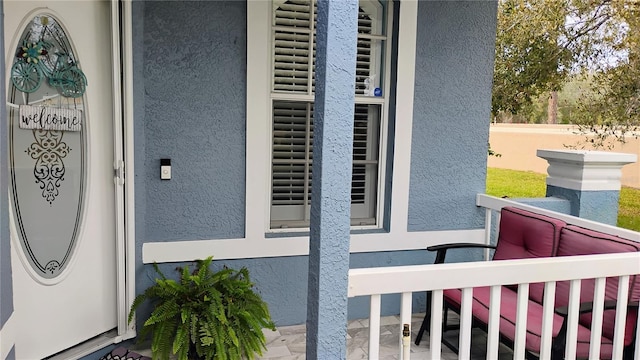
[537,149,637,191]
[537,149,637,164]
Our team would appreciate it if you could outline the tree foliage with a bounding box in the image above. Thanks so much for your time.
[493,0,640,146]
[572,1,640,147]
[493,0,573,115]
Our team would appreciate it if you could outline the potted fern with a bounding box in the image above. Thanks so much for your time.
[128,256,275,360]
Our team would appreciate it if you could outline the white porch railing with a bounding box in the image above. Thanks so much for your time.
[347,195,640,360]
[476,194,640,250]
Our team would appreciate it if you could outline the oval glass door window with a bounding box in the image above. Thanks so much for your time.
[8,14,88,280]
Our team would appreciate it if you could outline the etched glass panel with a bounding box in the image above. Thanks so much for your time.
[8,15,87,279]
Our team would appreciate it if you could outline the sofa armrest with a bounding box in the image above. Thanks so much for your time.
[427,243,497,264]
[555,300,640,317]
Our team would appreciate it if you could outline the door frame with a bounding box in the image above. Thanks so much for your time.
[103,0,137,350]
[114,0,137,345]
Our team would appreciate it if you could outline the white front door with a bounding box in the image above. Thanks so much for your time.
[5,1,119,358]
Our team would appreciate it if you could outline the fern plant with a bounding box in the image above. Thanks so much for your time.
[128,257,276,360]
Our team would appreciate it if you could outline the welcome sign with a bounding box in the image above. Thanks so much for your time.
[19,105,82,132]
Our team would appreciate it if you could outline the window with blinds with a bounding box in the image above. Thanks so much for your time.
[270,0,387,229]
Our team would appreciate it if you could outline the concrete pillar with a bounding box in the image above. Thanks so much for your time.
[537,149,637,225]
[306,0,358,358]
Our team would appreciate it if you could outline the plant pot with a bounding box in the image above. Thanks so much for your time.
[188,343,204,360]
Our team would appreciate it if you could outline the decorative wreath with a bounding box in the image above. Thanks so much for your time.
[17,42,47,64]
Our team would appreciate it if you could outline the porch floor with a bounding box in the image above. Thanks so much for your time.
[134,313,514,359]
[256,312,513,359]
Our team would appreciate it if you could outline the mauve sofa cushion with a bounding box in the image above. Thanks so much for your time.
[493,207,566,303]
[493,207,566,261]
[439,220,637,359]
[555,225,640,346]
[443,287,616,359]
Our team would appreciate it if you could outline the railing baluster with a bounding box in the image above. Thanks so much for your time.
[459,288,473,360]
[565,279,582,359]
[400,292,412,360]
[484,208,492,261]
[611,275,630,360]
[588,278,607,360]
[486,285,501,359]
[347,251,640,360]
[495,212,501,252]
[635,298,640,360]
[513,283,530,359]
[369,294,381,360]
[429,289,443,360]
[540,281,556,359]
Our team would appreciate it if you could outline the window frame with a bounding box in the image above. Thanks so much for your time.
[266,0,394,232]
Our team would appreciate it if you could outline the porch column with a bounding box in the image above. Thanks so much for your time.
[0,0,16,359]
[537,149,637,225]
[306,0,358,359]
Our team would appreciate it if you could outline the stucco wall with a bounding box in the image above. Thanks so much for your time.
[133,0,497,326]
[547,186,620,225]
[488,124,640,188]
[142,1,246,241]
[136,248,481,327]
[408,0,498,231]
[135,0,248,327]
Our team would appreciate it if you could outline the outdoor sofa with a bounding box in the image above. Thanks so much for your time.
[415,206,640,360]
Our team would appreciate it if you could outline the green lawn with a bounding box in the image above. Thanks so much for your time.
[486,168,640,232]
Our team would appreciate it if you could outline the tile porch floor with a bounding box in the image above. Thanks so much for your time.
[135,313,514,359]
[255,313,513,359]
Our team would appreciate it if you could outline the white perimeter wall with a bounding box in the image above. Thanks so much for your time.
[488,124,640,189]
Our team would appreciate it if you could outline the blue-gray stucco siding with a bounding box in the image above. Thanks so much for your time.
[408,0,498,231]
[135,249,482,329]
[142,0,246,242]
[546,185,620,226]
[133,0,497,327]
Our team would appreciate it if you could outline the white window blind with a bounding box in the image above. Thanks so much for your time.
[270,0,386,229]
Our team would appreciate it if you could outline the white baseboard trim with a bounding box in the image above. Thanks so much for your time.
[143,229,485,263]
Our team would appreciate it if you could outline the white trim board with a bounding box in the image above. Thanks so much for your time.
[389,0,418,233]
[121,0,137,340]
[110,0,129,340]
[142,229,485,263]
[245,0,271,238]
